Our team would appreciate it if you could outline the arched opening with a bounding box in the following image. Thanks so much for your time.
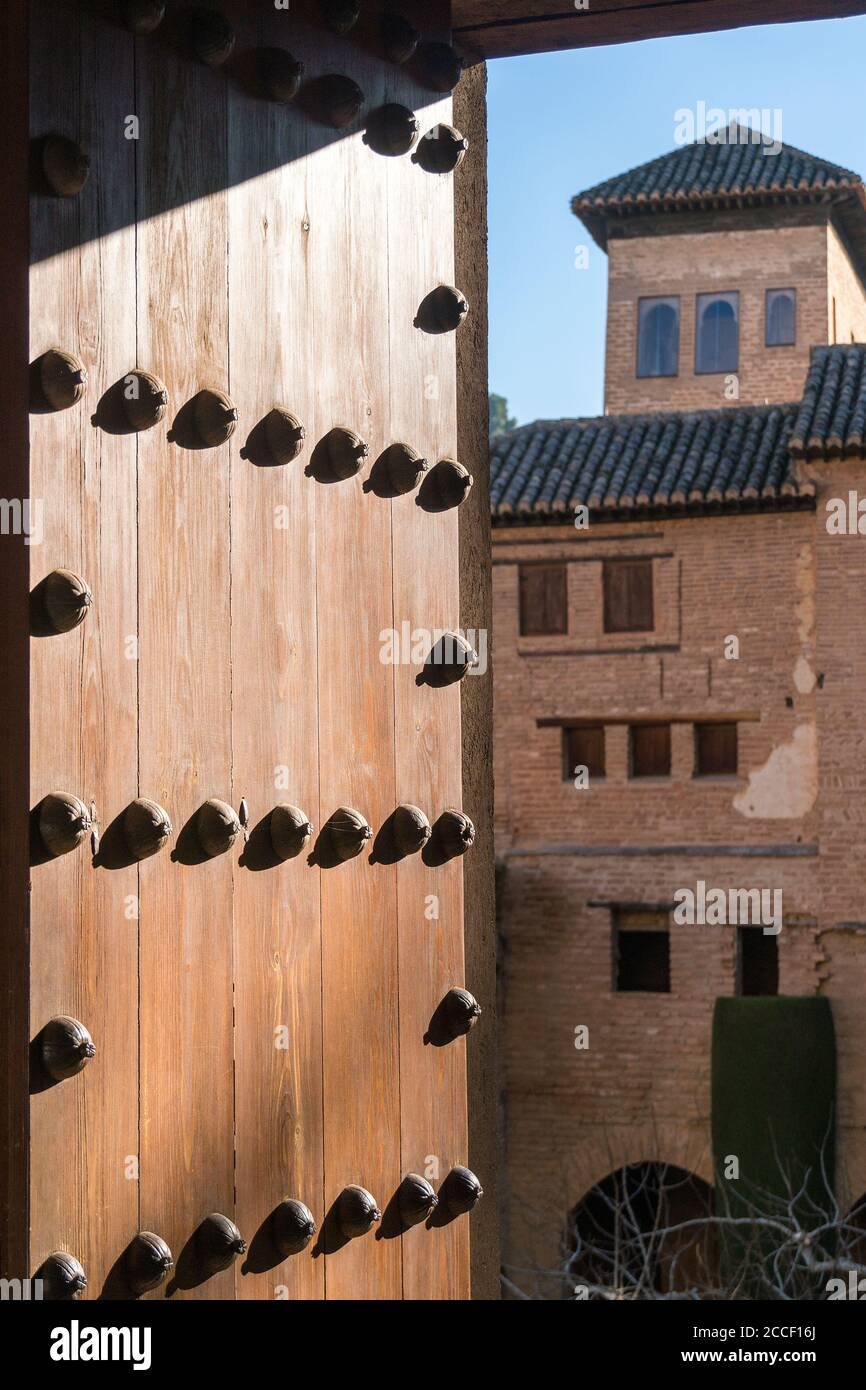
[637,299,680,377]
[696,293,739,373]
[565,1162,716,1298]
[766,288,796,347]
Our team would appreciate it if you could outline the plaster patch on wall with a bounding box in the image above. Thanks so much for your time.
[733,722,817,819]
[793,543,816,693]
[794,654,816,694]
[794,544,815,642]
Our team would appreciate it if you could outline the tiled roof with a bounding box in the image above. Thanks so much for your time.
[791,345,866,459]
[572,125,864,250]
[490,404,815,522]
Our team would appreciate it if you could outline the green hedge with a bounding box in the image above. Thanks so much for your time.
[712,997,836,1292]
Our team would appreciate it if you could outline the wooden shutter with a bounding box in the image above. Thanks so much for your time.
[519,564,567,635]
[695,722,738,776]
[563,725,605,780]
[631,723,671,777]
[603,559,653,633]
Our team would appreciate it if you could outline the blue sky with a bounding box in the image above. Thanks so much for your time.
[487,14,866,427]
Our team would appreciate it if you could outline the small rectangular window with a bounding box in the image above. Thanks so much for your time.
[737,928,779,997]
[603,559,654,633]
[766,288,796,347]
[630,723,671,778]
[614,908,670,993]
[696,291,739,374]
[637,296,680,378]
[563,725,605,781]
[519,564,567,636]
[695,722,738,777]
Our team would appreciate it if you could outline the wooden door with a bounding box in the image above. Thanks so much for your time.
[24,0,475,1301]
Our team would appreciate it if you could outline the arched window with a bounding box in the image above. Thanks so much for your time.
[696,291,739,374]
[564,1163,715,1299]
[766,288,796,347]
[637,297,680,377]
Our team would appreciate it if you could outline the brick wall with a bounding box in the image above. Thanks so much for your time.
[494,515,819,850]
[827,220,866,344]
[603,215,832,415]
[494,504,866,1291]
[810,459,866,1222]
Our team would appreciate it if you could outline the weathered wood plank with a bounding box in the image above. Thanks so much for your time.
[28,0,84,1288]
[29,0,140,1297]
[226,0,324,1302]
[385,1,470,1300]
[308,6,402,1300]
[0,0,30,1284]
[136,19,235,1300]
[454,0,866,57]
[453,57,499,1301]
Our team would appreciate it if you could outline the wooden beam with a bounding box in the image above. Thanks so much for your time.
[28,0,140,1298]
[454,61,500,1301]
[0,0,29,1285]
[454,0,866,59]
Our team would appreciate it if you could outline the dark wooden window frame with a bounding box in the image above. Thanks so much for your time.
[603,558,654,634]
[630,722,671,778]
[694,721,738,778]
[518,562,568,636]
[562,723,605,781]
